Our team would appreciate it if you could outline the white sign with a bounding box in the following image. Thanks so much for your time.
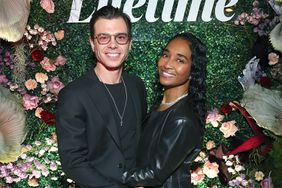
[67,0,238,23]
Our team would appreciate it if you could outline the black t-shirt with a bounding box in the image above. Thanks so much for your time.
[105,82,138,169]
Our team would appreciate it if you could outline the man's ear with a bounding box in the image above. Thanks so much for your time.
[89,37,95,51]
[129,40,132,51]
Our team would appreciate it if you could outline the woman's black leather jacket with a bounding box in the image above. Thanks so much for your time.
[122,96,202,188]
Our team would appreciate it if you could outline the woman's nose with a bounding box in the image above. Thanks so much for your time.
[164,58,173,68]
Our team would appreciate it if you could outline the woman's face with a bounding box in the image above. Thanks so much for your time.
[158,37,192,90]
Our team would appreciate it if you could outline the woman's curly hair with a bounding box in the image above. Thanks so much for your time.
[153,32,207,127]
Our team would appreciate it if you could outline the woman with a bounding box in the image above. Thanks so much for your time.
[122,32,207,188]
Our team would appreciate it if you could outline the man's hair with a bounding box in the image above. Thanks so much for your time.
[89,5,132,40]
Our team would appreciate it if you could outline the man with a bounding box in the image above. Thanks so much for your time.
[56,5,147,188]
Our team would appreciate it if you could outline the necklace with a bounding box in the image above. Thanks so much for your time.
[96,72,128,127]
[161,93,188,106]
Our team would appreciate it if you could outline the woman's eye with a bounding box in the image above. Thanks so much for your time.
[162,53,168,58]
[177,59,185,63]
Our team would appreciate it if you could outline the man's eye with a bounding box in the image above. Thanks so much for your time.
[117,35,127,40]
[99,36,108,40]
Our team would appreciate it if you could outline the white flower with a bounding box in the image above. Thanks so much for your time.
[38,149,46,157]
[34,141,41,146]
[235,165,245,172]
[67,178,74,183]
[51,177,58,181]
[241,179,249,186]
[255,171,264,181]
[226,160,233,166]
[49,146,58,152]
[20,153,27,159]
[228,167,236,174]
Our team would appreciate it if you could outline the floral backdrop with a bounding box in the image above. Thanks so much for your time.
[0,0,281,187]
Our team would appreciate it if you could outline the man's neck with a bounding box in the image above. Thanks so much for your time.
[94,64,123,84]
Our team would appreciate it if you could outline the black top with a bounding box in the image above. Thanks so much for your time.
[106,83,138,169]
[122,96,202,188]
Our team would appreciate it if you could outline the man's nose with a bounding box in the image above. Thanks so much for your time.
[108,36,118,48]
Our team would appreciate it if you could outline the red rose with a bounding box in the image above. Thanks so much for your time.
[220,103,232,116]
[40,110,55,125]
[259,76,272,88]
[31,49,44,62]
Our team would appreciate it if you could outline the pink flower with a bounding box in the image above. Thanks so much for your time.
[268,52,279,65]
[191,167,205,185]
[202,161,219,179]
[28,178,39,187]
[35,72,48,84]
[47,76,64,95]
[23,94,40,110]
[219,120,238,138]
[0,74,8,84]
[40,0,55,13]
[206,140,216,150]
[40,57,56,72]
[54,30,65,40]
[55,55,66,66]
[260,174,273,188]
[206,109,224,127]
[35,107,44,118]
[24,79,38,90]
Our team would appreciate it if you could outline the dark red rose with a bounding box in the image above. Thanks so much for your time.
[259,76,272,88]
[31,49,44,62]
[220,103,232,116]
[40,110,55,125]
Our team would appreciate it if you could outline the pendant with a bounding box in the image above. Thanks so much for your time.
[120,120,123,126]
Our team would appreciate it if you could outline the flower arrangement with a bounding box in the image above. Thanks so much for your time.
[0,133,74,187]
[0,19,68,188]
[0,23,65,124]
[191,102,275,188]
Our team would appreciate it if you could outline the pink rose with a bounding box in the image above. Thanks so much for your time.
[219,120,238,138]
[55,55,66,66]
[35,107,44,118]
[28,178,39,187]
[206,109,225,127]
[23,94,40,110]
[202,161,219,179]
[25,79,38,90]
[191,167,205,185]
[40,0,55,13]
[268,52,279,65]
[47,76,64,95]
[40,57,56,72]
[54,30,65,40]
[35,73,48,84]
[206,140,216,150]
[0,74,8,84]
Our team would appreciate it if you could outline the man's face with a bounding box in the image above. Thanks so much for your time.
[90,18,131,70]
